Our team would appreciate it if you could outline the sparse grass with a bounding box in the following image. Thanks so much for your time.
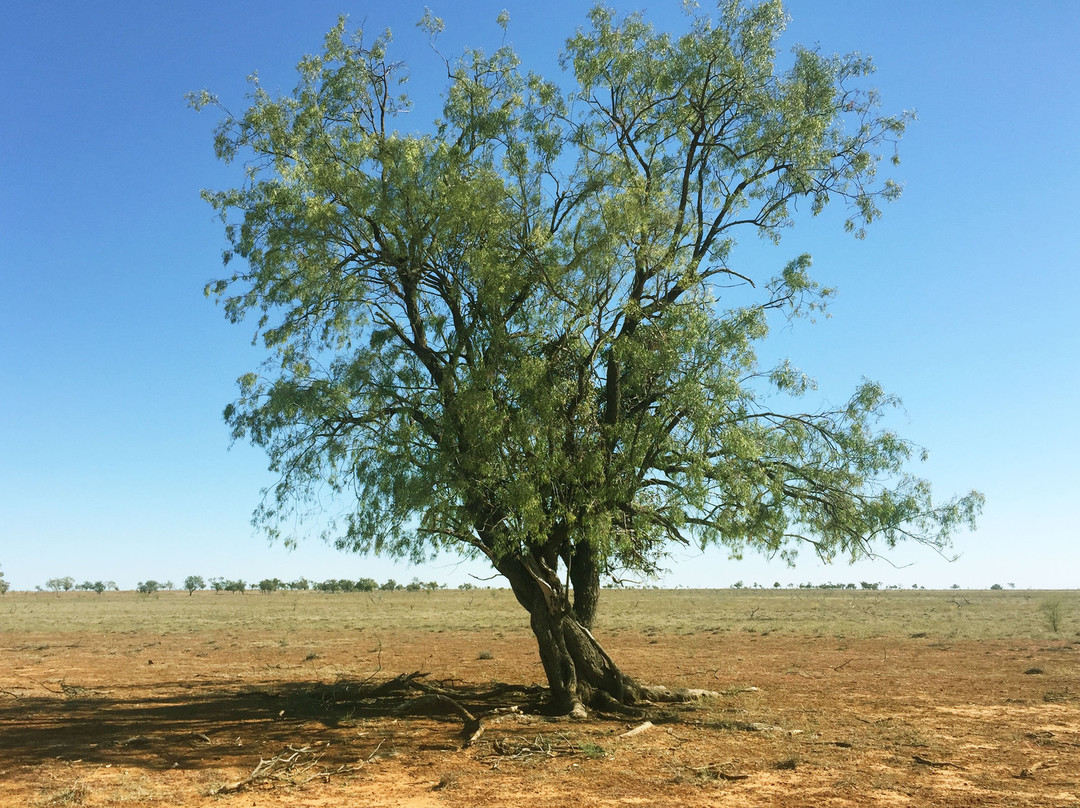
[433,771,459,790]
[36,780,87,806]
[0,588,1076,640]
[578,742,607,759]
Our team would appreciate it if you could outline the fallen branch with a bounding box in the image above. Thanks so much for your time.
[370,670,431,697]
[490,733,571,760]
[395,693,490,747]
[619,721,655,738]
[210,745,367,795]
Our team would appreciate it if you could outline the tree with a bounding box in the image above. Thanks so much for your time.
[184,575,206,595]
[46,576,75,594]
[137,580,161,596]
[0,566,9,595]
[194,2,982,715]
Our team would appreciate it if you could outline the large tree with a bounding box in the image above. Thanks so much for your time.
[193,2,982,715]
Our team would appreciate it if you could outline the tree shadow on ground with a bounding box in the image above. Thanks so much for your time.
[0,673,549,772]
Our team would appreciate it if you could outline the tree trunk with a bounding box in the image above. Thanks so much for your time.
[497,554,643,715]
[569,542,600,629]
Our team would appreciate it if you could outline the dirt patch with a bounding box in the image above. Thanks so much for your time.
[2,622,1078,806]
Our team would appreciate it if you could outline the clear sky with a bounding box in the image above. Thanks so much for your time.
[2,1,1077,592]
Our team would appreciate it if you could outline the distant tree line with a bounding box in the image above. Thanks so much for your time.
[12,572,1018,594]
[16,575,459,594]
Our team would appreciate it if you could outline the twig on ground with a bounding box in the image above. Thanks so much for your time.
[694,764,750,781]
[912,755,965,770]
[209,745,366,795]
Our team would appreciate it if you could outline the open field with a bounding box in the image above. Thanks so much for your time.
[2,589,1078,806]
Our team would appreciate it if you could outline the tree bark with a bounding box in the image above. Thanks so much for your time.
[569,542,601,629]
[497,554,642,715]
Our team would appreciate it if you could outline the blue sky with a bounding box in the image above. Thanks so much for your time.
[1,1,1077,592]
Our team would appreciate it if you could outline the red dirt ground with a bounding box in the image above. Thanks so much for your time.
[2,626,1078,806]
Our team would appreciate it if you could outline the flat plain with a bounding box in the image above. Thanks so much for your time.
[1,588,1077,806]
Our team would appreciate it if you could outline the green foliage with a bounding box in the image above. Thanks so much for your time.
[46,576,75,593]
[1039,599,1063,633]
[195,3,981,596]
[137,580,161,596]
[184,575,206,594]
[0,566,9,595]
[259,577,285,592]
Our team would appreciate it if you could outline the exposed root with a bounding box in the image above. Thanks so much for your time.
[640,685,723,703]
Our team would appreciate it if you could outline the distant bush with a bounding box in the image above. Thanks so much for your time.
[136,580,161,596]
[0,566,9,595]
[184,575,206,595]
[258,578,284,593]
[287,578,310,590]
[990,583,1003,590]
[1040,599,1064,633]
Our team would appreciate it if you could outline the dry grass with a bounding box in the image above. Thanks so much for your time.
[2,587,1075,640]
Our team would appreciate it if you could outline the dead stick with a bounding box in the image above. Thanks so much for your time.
[913,755,965,770]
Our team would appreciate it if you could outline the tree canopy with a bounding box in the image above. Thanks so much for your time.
[193,1,982,713]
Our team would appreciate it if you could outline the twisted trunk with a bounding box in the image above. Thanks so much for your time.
[497,554,642,715]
